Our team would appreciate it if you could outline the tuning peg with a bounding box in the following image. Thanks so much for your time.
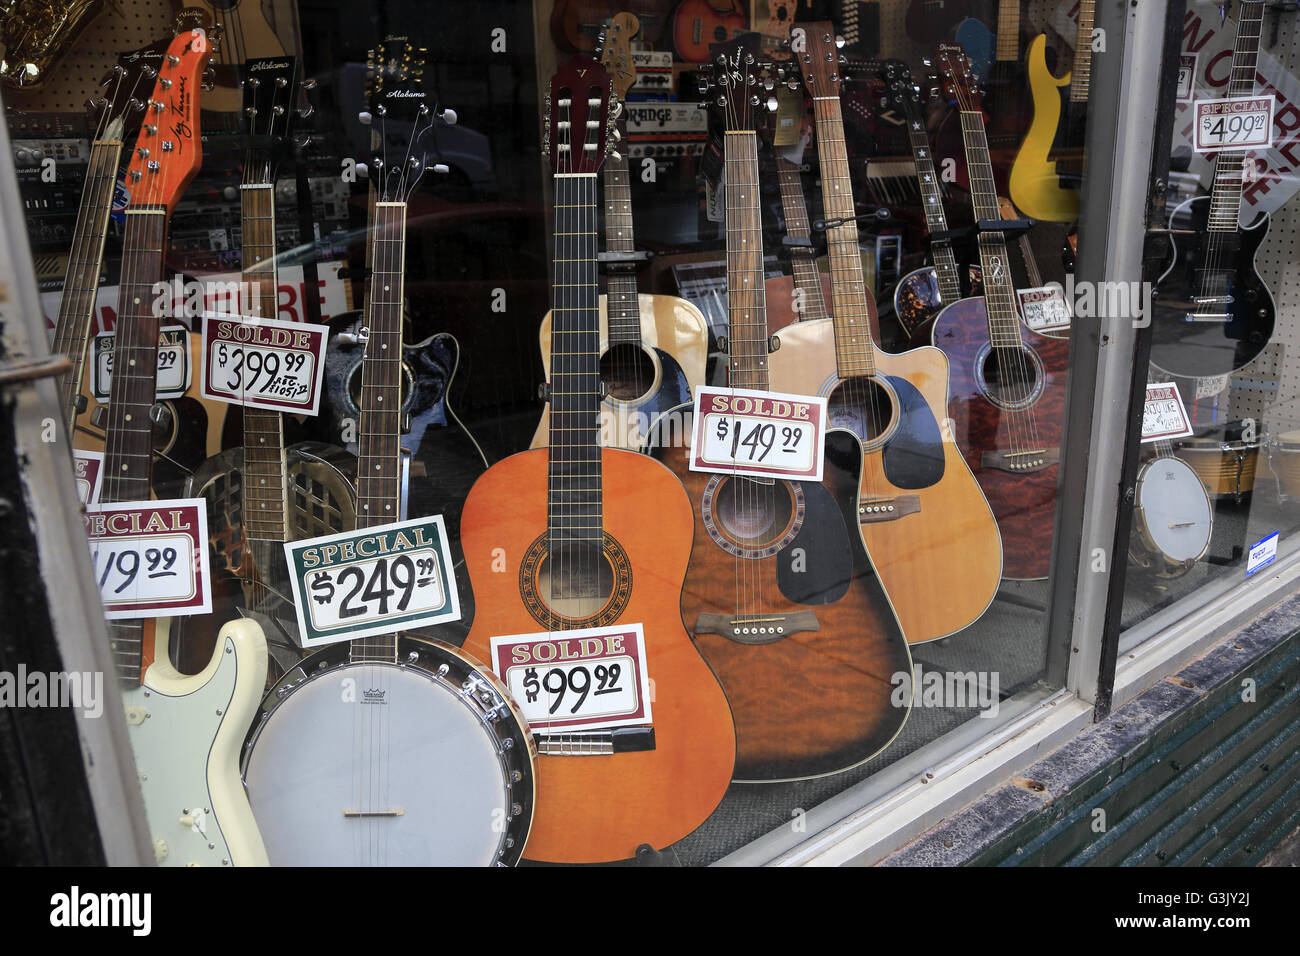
[697,76,711,94]
[835,36,845,49]
[766,95,777,112]
[439,107,457,125]
[611,128,622,142]
[358,110,372,125]
[610,150,622,161]
[433,163,449,174]
[302,77,317,91]
[298,104,314,119]
[355,162,369,179]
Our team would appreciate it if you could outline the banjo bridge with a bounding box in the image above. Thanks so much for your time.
[343,809,406,818]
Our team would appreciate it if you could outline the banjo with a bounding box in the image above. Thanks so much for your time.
[1130,435,1213,579]
[242,49,536,865]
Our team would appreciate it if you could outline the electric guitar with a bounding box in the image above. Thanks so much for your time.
[462,56,735,860]
[1150,0,1275,379]
[929,44,1070,581]
[95,26,269,868]
[532,13,708,454]
[671,0,748,62]
[771,28,1002,642]
[1008,1,1095,222]
[650,37,911,780]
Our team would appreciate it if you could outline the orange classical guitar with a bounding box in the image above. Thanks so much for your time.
[460,56,735,864]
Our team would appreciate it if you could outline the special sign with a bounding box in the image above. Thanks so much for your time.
[489,623,652,733]
[200,314,329,415]
[91,325,190,401]
[72,450,103,505]
[1193,95,1274,153]
[284,515,460,647]
[83,498,211,619]
[690,385,827,481]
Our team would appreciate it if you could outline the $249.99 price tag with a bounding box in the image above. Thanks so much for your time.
[284,515,461,647]
[201,314,329,415]
[1193,95,1274,153]
[689,385,827,481]
[83,498,211,619]
[489,624,653,732]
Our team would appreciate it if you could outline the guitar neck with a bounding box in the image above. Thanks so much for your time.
[775,156,829,322]
[723,131,771,389]
[350,200,408,665]
[602,149,642,345]
[548,172,604,553]
[50,137,123,432]
[239,182,289,545]
[995,0,1021,62]
[810,94,878,378]
[904,115,962,303]
[1068,0,1096,103]
[1208,0,1264,232]
[959,110,1024,347]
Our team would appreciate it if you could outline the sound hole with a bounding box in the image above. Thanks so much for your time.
[827,375,895,442]
[712,476,795,546]
[539,542,615,618]
[980,346,1041,408]
[599,343,656,402]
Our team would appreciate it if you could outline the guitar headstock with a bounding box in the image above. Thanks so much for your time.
[543,55,613,175]
[360,37,453,202]
[599,12,639,102]
[240,56,300,177]
[936,42,983,112]
[85,43,163,145]
[122,28,212,214]
[794,22,846,98]
[880,60,925,125]
[704,34,781,135]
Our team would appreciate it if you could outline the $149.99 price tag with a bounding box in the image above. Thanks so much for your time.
[489,624,652,732]
[285,515,461,647]
[689,385,827,481]
[91,326,191,401]
[1193,95,1274,153]
[83,498,211,619]
[201,314,329,415]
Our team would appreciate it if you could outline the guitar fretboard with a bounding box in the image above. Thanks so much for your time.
[959,110,1024,348]
[724,132,771,390]
[1069,0,1096,103]
[51,137,122,432]
[811,95,878,378]
[1208,0,1264,233]
[995,0,1021,63]
[601,150,642,346]
[904,112,962,304]
[548,173,604,553]
[775,156,829,322]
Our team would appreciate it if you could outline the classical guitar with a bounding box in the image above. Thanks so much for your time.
[243,84,537,867]
[462,56,734,860]
[671,0,747,62]
[649,37,910,781]
[929,44,1070,581]
[771,27,1001,642]
[1008,1,1095,222]
[533,14,708,454]
[1150,0,1275,379]
[182,56,356,670]
[94,26,269,868]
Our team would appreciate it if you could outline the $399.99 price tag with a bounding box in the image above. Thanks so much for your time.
[489,624,652,732]
[83,498,211,619]
[689,385,827,481]
[201,314,330,415]
[285,515,461,646]
[1193,95,1274,153]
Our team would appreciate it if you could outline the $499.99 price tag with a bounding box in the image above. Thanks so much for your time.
[83,498,211,619]
[689,385,827,481]
[200,314,329,415]
[284,515,461,647]
[1193,95,1274,153]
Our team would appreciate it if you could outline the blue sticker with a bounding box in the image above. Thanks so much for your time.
[1246,531,1279,577]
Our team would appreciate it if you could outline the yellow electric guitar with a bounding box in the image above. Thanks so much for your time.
[531,12,708,452]
[1008,1,1094,222]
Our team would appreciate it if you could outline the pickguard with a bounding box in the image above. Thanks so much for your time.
[777,475,854,606]
[880,374,946,489]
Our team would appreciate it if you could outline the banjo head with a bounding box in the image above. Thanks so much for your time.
[243,638,534,866]
[1135,457,1213,564]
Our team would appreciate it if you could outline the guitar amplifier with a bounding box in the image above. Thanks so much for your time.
[626,101,708,158]
[630,48,674,94]
[13,136,92,252]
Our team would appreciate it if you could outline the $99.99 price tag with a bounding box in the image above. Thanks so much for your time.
[201,313,329,415]
[284,515,461,647]
[489,624,652,732]
[689,385,827,481]
[83,498,211,619]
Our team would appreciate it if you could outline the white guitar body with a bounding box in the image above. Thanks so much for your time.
[123,618,270,867]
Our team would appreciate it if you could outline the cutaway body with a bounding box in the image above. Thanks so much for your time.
[1008,34,1079,223]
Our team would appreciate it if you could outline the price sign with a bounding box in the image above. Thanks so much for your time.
[1176,54,1197,101]
[83,498,211,619]
[690,385,827,481]
[489,624,652,733]
[91,326,190,401]
[1141,382,1194,443]
[1193,96,1274,153]
[284,515,461,647]
[72,450,103,505]
[1017,285,1073,332]
[1246,530,1279,577]
[200,314,329,415]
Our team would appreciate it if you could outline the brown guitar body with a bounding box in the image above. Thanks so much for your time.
[650,424,912,781]
[770,320,1003,642]
[460,447,735,863]
[931,297,1069,580]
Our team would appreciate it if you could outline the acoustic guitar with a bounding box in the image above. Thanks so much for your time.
[648,36,912,781]
[461,55,735,863]
[771,27,1002,643]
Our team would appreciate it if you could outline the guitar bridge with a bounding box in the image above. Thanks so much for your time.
[858,494,921,524]
[981,448,1060,473]
[694,610,819,642]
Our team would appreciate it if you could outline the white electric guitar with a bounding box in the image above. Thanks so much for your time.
[90,27,268,867]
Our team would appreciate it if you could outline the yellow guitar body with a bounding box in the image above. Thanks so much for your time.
[1009,34,1079,224]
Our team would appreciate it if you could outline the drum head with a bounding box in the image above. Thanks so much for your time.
[1138,458,1213,562]
[245,662,514,866]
